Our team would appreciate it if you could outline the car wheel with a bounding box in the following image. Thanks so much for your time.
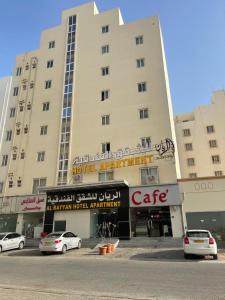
[41,251,47,255]
[0,246,2,253]
[18,242,24,250]
[213,254,218,260]
[77,240,81,249]
[61,245,67,254]
[184,253,190,259]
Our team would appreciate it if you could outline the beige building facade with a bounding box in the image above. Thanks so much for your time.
[0,2,183,238]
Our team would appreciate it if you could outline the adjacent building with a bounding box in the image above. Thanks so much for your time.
[175,91,225,242]
[0,2,183,239]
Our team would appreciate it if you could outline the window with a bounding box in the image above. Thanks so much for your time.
[8,180,13,188]
[183,129,191,137]
[138,82,146,92]
[212,155,220,164]
[102,115,110,125]
[101,45,109,54]
[207,125,214,133]
[99,171,113,182]
[139,108,149,119]
[19,106,24,112]
[22,84,27,91]
[185,143,193,151]
[16,128,21,135]
[215,171,223,177]
[135,35,143,45]
[209,140,217,148]
[40,125,48,135]
[49,41,55,49]
[47,60,54,68]
[140,167,158,185]
[12,153,17,160]
[37,151,45,162]
[101,90,109,101]
[141,137,151,148]
[137,58,145,68]
[32,178,46,194]
[6,130,12,141]
[25,64,29,70]
[10,107,16,118]
[30,81,34,89]
[24,126,28,134]
[27,103,31,110]
[45,80,52,89]
[13,87,19,96]
[1,155,8,166]
[0,182,3,193]
[101,66,109,76]
[187,158,195,166]
[102,25,109,33]
[43,102,50,111]
[21,152,25,159]
[16,67,22,76]
[189,173,197,178]
[17,179,22,187]
[102,142,110,153]
[32,62,37,69]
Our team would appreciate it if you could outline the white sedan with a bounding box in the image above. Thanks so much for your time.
[183,229,218,260]
[0,232,26,253]
[39,231,82,255]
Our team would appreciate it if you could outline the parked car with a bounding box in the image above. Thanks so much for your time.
[183,229,218,260]
[39,231,82,255]
[0,232,26,253]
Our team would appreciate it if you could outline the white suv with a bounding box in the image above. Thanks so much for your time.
[183,229,218,260]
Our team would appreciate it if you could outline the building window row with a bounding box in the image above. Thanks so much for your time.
[183,125,215,137]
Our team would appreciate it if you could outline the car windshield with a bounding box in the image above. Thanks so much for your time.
[46,233,62,238]
[187,231,209,238]
[0,234,6,240]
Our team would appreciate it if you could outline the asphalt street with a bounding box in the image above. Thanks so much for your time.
[0,253,225,300]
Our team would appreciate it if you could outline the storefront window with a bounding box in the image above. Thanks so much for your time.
[22,213,44,238]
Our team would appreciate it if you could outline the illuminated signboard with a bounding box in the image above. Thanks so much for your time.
[46,188,129,211]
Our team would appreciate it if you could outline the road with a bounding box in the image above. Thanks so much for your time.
[0,254,224,299]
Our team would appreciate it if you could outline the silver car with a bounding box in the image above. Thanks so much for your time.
[0,232,26,253]
[39,231,82,255]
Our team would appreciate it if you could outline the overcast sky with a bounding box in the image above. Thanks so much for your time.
[0,0,224,114]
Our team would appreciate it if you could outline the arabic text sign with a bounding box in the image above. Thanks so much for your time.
[46,188,129,211]
[17,195,46,213]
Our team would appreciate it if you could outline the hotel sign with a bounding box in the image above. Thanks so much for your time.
[46,187,129,211]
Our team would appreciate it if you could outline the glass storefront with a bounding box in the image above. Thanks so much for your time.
[131,206,172,237]
[22,213,44,238]
[90,209,118,238]
[0,214,17,232]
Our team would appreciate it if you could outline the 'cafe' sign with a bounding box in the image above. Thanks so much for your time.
[129,185,181,207]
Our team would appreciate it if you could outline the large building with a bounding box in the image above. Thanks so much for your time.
[175,90,225,179]
[0,2,183,239]
[175,91,225,242]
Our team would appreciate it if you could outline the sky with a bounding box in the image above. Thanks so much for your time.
[0,0,224,114]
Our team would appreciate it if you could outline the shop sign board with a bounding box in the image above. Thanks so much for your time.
[129,184,181,207]
[16,195,46,213]
[0,195,46,214]
[46,188,129,211]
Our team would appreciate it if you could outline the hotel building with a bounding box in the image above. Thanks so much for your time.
[0,2,183,239]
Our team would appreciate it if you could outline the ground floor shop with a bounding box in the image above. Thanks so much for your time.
[129,184,184,238]
[179,177,225,244]
[0,195,46,238]
[43,181,130,239]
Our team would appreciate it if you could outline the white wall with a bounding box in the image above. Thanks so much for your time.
[54,210,90,238]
